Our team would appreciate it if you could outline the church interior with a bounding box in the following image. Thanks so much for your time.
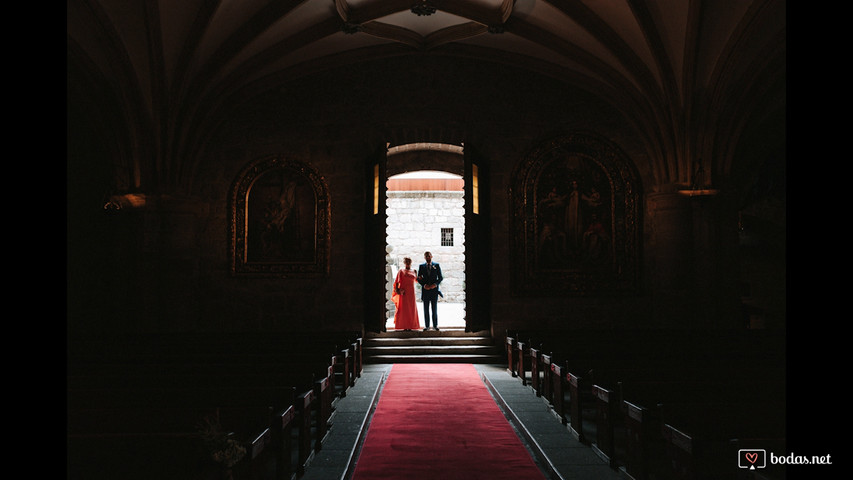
[67,1,798,478]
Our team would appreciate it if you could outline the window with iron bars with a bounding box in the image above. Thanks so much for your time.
[441,228,454,247]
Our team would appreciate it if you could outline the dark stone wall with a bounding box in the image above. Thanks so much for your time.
[189,55,665,334]
[68,54,781,338]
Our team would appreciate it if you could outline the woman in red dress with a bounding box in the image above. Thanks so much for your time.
[392,257,421,331]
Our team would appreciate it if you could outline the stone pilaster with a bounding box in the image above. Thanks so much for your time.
[108,194,210,332]
[646,190,741,328]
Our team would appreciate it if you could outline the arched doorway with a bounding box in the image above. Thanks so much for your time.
[364,142,491,333]
[384,169,466,330]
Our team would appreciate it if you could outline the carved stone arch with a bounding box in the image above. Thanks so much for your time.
[386,145,465,177]
[384,126,466,150]
[230,155,330,277]
[509,132,642,296]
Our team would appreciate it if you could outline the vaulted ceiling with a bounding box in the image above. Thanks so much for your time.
[67,0,786,196]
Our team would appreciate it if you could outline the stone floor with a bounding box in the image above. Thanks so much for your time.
[300,363,622,480]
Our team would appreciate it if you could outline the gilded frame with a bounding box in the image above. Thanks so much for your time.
[509,133,641,295]
[230,156,330,277]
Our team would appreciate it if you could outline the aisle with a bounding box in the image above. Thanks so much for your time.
[350,363,547,480]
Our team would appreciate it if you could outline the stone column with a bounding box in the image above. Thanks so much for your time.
[646,191,741,328]
[647,193,692,290]
[112,194,210,332]
[688,193,742,328]
[646,192,694,325]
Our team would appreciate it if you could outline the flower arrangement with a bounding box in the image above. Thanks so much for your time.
[197,413,247,468]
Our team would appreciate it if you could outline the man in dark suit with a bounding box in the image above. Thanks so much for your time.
[417,251,443,331]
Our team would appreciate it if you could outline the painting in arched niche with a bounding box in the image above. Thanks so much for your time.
[230,156,329,277]
[510,133,641,295]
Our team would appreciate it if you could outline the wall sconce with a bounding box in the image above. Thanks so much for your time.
[103,193,148,212]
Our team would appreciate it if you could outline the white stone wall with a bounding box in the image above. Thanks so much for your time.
[385,190,466,303]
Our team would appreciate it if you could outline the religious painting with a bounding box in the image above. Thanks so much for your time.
[509,133,641,295]
[230,156,330,277]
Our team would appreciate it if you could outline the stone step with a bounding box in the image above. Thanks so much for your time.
[366,354,505,364]
[365,336,495,347]
[363,329,503,364]
[366,344,501,355]
[367,327,486,338]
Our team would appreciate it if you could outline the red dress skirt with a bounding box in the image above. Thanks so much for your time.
[392,268,420,330]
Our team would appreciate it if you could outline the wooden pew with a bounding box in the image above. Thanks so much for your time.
[67,432,215,479]
[67,390,308,480]
[550,361,567,425]
[540,353,553,403]
[294,388,315,474]
[591,383,622,468]
[622,400,667,480]
[68,366,337,479]
[67,330,359,477]
[591,372,784,476]
[202,398,301,480]
[506,333,518,376]
[67,403,281,480]
[271,404,296,480]
[566,369,594,444]
[658,401,785,480]
[615,396,785,480]
[351,336,363,380]
[346,339,359,387]
[232,426,273,480]
[529,345,543,396]
[334,346,351,398]
[313,369,334,451]
[228,403,297,480]
[499,328,786,480]
[328,334,364,396]
[516,339,530,387]
[543,360,596,444]
[518,338,545,391]
[506,331,538,379]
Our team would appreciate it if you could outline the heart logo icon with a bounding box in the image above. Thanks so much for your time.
[745,452,758,464]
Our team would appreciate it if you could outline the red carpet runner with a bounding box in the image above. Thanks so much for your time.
[351,364,547,480]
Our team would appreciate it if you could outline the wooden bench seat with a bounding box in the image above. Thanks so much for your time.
[67,402,297,476]
[503,328,786,480]
[68,372,334,478]
[68,393,311,480]
[67,331,362,479]
[67,432,217,480]
[590,376,784,472]
[506,329,784,467]
[617,398,785,480]
[659,401,786,480]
